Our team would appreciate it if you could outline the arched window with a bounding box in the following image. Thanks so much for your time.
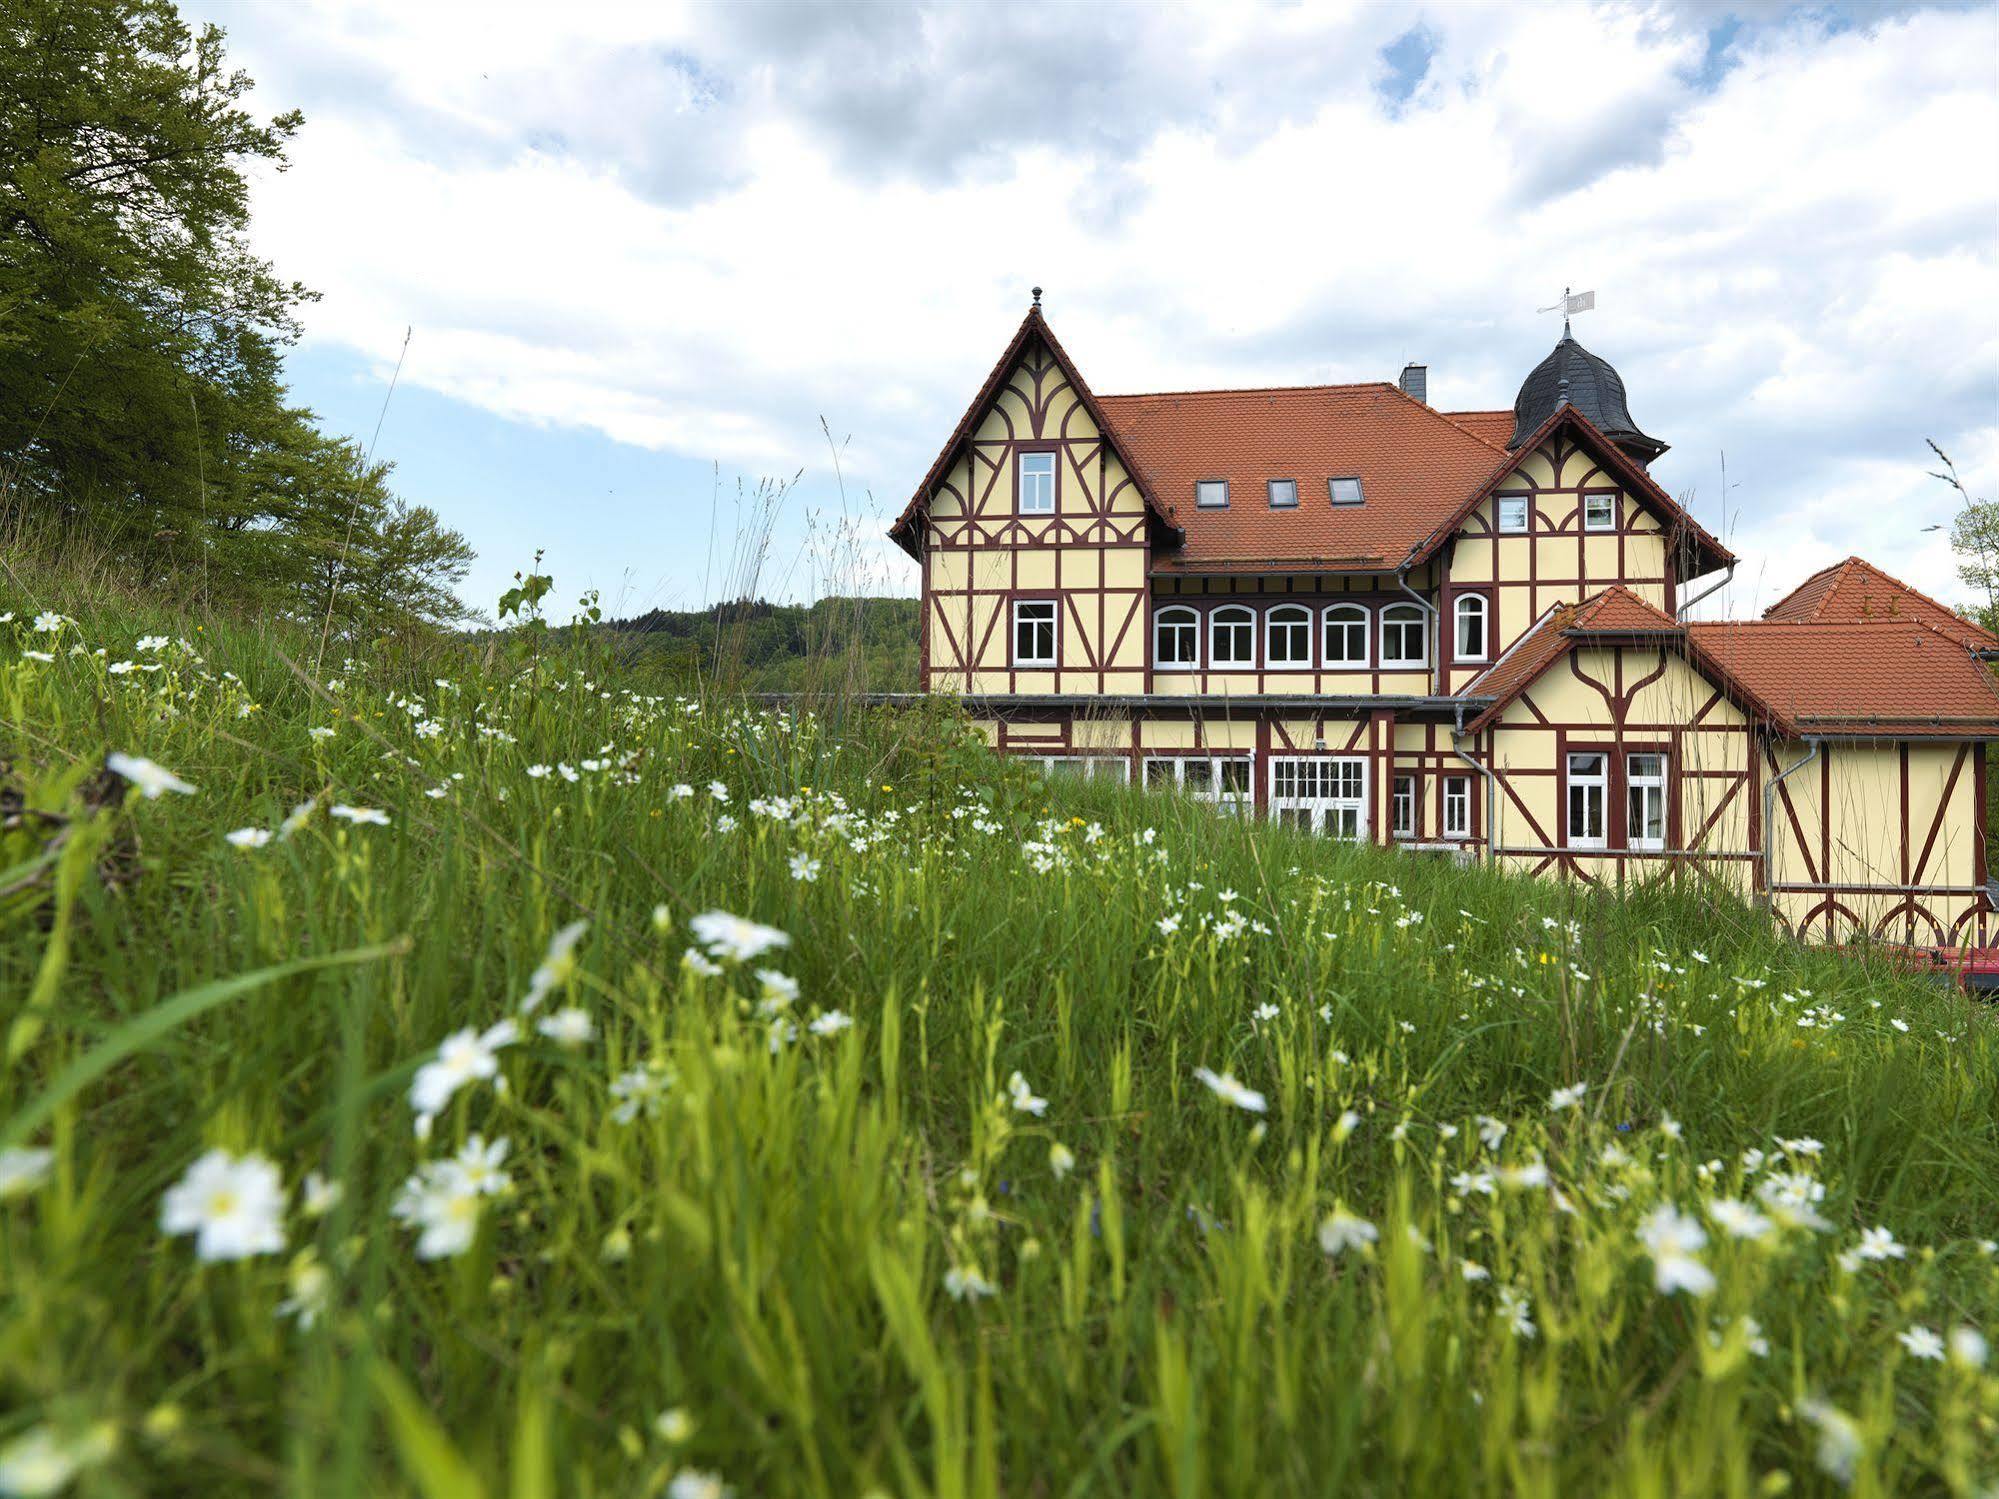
[1266,604,1311,667]
[1154,606,1199,669]
[1323,604,1369,667]
[1454,593,1488,662]
[1381,603,1427,667]
[1210,605,1255,667]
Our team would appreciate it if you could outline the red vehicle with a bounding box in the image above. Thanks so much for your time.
[1873,945,1999,997]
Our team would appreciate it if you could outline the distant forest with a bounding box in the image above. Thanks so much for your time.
[594,596,919,692]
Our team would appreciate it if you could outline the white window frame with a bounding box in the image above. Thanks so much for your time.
[1322,603,1370,668]
[1496,496,1529,533]
[1583,493,1616,532]
[1269,756,1369,840]
[1566,751,1608,850]
[1033,755,1128,784]
[1267,478,1298,509]
[1266,604,1312,668]
[1454,593,1489,662]
[1626,753,1667,852]
[1195,480,1229,509]
[1442,775,1471,839]
[1153,606,1199,671]
[1210,605,1255,667]
[1392,775,1417,838]
[1380,603,1428,668]
[1142,755,1252,810]
[1012,600,1057,668]
[1017,451,1056,515]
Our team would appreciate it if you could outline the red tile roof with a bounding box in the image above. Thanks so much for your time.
[1444,410,1515,446]
[1094,382,1507,573]
[1763,556,1997,649]
[1686,621,1999,737]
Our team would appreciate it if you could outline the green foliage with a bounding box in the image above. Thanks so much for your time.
[591,596,919,691]
[0,573,1994,1497]
[0,0,472,629]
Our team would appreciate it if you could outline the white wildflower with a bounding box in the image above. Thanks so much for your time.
[1193,1066,1267,1114]
[159,1149,287,1262]
[1317,1209,1378,1258]
[106,752,195,799]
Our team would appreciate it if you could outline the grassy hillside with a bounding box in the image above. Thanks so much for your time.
[0,570,1995,1498]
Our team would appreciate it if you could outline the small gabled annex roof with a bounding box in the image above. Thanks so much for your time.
[1404,404,1735,578]
[887,304,1179,560]
[1460,584,1999,740]
[1762,556,1998,651]
[1461,586,1685,731]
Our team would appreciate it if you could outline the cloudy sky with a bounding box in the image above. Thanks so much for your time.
[187,0,1998,621]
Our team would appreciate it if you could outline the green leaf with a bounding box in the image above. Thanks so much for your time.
[0,938,405,1151]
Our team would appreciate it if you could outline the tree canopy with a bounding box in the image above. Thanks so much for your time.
[0,0,473,628]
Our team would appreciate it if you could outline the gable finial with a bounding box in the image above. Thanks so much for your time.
[1031,285,1043,310]
[1557,375,1570,409]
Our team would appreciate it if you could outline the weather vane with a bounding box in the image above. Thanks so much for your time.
[1537,286,1595,336]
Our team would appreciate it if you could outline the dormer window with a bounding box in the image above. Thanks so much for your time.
[1584,494,1616,531]
[1328,477,1364,507]
[1268,479,1297,509]
[1195,480,1229,509]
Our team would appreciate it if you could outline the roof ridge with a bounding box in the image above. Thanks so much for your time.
[1098,380,1402,403]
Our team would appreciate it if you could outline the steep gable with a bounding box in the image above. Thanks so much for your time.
[887,305,1176,559]
[1407,404,1733,576]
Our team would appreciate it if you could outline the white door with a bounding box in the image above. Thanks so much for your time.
[1269,756,1369,839]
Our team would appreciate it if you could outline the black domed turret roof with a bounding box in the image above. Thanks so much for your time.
[1508,327,1667,462]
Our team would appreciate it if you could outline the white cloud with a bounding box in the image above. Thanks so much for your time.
[193,0,1997,611]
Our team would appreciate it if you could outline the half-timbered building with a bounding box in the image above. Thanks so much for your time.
[889,295,1999,945]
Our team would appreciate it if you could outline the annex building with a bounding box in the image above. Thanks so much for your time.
[889,296,1999,946]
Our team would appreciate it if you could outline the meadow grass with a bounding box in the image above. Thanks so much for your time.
[0,579,1994,1497]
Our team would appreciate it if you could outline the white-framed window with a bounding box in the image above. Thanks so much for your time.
[1143,756,1252,810]
[1497,496,1529,533]
[1328,477,1364,507]
[1012,600,1056,667]
[1270,756,1368,839]
[1210,605,1255,667]
[1454,593,1488,662]
[1381,603,1427,667]
[1566,751,1608,849]
[1017,451,1056,515]
[1583,493,1616,531]
[1442,776,1471,839]
[1323,603,1370,667]
[1627,752,1667,852]
[1268,478,1298,509]
[1195,480,1229,509]
[1034,756,1128,783]
[1392,775,1417,838]
[1266,604,1312,667]
[1154,606,1199,670]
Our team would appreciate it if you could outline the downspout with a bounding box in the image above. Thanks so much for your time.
[1760,737,1820,913]
[1395,561,1440,697]
[1451,700,1501,866]
[1675,560,1737,621]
